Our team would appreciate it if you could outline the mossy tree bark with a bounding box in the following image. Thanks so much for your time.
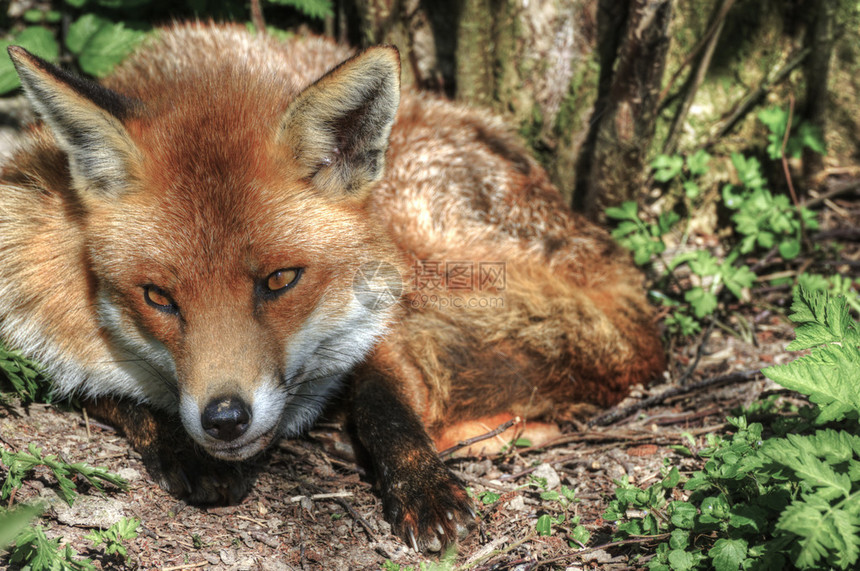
[347,0,600,206]
[572,0,672,221]
[802,0,836,186]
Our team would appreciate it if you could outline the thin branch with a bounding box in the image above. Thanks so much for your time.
[662,0,736,155]
[437,417,519,458]
[250,0,266,33]
[703,48,810,149]
[803,179,860,208]
[589,369,763,427]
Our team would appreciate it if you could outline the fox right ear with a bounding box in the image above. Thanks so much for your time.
[278,46,401,199]
[8,46,141,198]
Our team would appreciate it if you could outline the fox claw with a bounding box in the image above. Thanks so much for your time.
[382,455,476,552]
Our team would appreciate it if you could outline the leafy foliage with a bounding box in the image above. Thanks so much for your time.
[722,153,818,260]
[608,107,829,337]
[533,481,591,546]
[1,443,128,506]
[0,341,52,404]
[8,523,96,571]
[757,106,827,160]
[0,504,43,551]
[605,288,860,570]
[84,517,139,559]
[0,0,332,94]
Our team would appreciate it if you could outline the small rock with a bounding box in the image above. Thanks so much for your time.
[506,495,527,511]
[115,467,142,481]
[44,490,127,528]
[220,548,237,565]
[532,463,561,490]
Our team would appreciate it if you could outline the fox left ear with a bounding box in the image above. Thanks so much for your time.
[7,46,141,199]
[278,46,401,198]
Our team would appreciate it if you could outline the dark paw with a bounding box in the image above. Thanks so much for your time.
[143,445,257,505]
[382,454,477,552]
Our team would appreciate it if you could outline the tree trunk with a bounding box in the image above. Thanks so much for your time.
[803,0,836,187]
[348,0,601,205]
[573,0,672,221]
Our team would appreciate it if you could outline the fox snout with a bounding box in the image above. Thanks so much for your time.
[200,396,252,441]
[180,383,286,461]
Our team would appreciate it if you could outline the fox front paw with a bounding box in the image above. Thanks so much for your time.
[382,453,476,552]
[143,446,256,505]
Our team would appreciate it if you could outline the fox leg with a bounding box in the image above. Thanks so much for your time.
[82,397,255,504]
[352,343,475,552]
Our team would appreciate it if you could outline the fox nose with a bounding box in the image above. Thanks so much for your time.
[201,397,251,441]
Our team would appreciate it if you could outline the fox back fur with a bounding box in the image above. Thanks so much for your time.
[1,23,664,551]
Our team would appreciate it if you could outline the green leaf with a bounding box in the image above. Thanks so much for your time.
[67,15,148,77]
[686,149,711,177]
[570,524,591,545]
[683,180,700,199]
[535,513,552,536]
[14,27,60,61]
[689,251,720,277]
[709,538,748,571]
[662,467,681,488]
[685,287,718,318]
[721,263,756,300]
[763,289,860,421]
[667,548,696,571]
[652,154,685,182]
[606,201,639,221]
[762,435,852,499]
[730,153,766,190]
[778,238,801,260]
[669,501,697,529]
[0,504,43,551]
[777,496,860,570]
[796,122,826,156]
[0,27,60,94]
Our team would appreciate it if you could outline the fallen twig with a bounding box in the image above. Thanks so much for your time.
[589,369,763,427]
[437,417,519,458]
[289,491,353,502]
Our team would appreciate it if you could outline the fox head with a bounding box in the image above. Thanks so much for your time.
[8,43,404,460]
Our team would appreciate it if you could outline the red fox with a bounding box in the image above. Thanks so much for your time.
[1,23,664,552]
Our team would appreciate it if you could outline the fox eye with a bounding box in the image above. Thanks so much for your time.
[143,285,178,315]
[263,268,303,296]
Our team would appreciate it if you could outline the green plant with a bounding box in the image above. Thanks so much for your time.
[605,287,860,570]
[608,107,826,337]
[758,106,827,160]
[1,443,128,506]
[722,153,818,260]
[534,484,591,546]
[653,149,712,199]
[794,273,860,315]
[84,517,140,560]
[1,0,333,95]
[0,504,43,551]
[7,523,96,571]
[0,341,52,404]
